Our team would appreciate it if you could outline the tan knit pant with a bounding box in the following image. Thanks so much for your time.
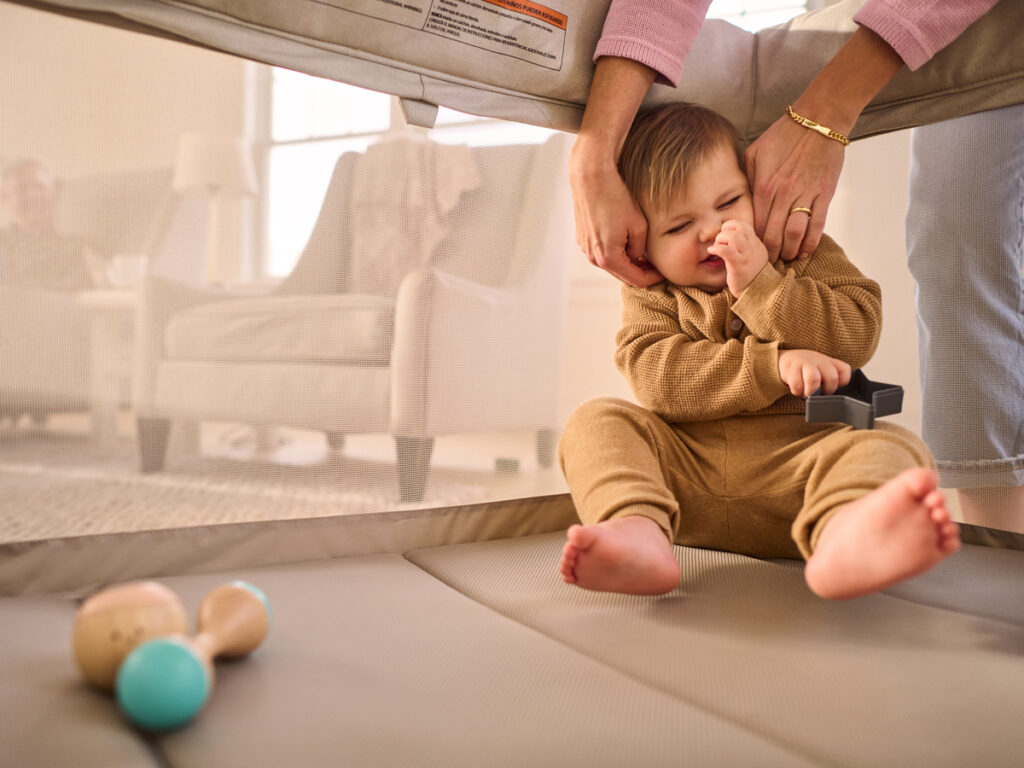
[558,398,936,560]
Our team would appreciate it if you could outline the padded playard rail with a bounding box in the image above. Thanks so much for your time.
[4,0,1024,139]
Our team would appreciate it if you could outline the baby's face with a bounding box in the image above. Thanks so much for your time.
[643,144,753,291]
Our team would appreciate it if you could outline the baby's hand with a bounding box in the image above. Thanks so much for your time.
[778,349,852,398]
[708,220,769,298]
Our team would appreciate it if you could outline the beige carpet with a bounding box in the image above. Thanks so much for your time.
[0,429,486,543]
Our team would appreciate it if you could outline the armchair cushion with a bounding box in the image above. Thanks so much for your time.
[164,294,395,365]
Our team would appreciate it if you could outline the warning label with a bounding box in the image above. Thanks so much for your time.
[424,0,566,68]
[340,0,566,70]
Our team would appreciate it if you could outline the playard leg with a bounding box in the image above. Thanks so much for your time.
[395,436,434,503]
[536,428,556,468]
[325,431,346,453]
[137,417,171,473]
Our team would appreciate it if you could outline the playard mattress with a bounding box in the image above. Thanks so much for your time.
[1,498,1024,767]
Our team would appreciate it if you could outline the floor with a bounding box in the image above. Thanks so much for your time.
[0,409,570,539]
[4,407,1012,543]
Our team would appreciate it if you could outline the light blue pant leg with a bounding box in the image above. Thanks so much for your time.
[906,103,1024,489]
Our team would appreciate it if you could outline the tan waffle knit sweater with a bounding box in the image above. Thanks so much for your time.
[615,234,882,422]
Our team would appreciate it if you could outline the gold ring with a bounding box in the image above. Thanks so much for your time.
[789,206,813,216]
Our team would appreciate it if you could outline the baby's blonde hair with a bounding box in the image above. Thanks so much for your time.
[617,102,745,214]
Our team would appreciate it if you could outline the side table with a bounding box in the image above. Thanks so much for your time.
[74,290,138,444]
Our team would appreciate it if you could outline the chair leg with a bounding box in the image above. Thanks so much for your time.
[536,428,556,468]
[325,431,346,453]
[137,417,171,473]
[395,436,434,503]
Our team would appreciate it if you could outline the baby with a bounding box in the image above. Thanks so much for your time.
[558,102,960,599]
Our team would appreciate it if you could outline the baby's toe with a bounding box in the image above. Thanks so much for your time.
[928,501,951,525]
[939,524,961,553]
[902,467,938,499]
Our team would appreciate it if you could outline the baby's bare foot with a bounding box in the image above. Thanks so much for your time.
[559,516,680,595]
[805,468,960,600]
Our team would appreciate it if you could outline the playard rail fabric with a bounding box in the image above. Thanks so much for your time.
[4,0,1024,140]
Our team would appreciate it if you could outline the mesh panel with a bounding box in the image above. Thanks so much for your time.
[0,2,1020,554]
[0,5,579,542]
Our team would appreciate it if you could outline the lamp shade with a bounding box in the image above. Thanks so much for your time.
[173,133,257,196]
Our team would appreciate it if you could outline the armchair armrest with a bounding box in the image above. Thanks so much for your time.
[391,267,566,437]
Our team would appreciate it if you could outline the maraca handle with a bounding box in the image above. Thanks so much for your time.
[196,582,270,659]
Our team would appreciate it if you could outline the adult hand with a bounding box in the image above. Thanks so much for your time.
[745,115,845,263]
[568,139,664,288]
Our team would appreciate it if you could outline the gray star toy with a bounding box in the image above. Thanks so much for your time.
[805,369,904,430]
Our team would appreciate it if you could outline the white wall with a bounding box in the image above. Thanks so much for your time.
[826,130,921,436]
[557,260,636,424]
[0,4,253,279]
[0,5,248,174]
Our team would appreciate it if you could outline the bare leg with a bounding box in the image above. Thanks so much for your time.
[805,468,960,600]
[559,515,681,595]
[957,485,1024,534]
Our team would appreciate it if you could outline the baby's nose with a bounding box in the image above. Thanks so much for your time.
[699,221,721,242]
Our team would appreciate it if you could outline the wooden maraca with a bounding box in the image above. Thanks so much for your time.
[115,581,270,731]
[72,581,189,691]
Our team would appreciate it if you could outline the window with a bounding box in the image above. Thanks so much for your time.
[261,73,555,277]
[262,71,390,278]
[709,0,810,30]
[259,0,807,277]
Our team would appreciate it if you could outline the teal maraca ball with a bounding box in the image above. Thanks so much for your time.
[115,636,210,731]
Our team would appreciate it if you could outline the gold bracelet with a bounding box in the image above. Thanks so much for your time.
[785,105,850,146]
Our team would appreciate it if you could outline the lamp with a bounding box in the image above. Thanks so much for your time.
[173,133,257,285]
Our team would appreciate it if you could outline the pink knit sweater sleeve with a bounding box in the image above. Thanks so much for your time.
[595,0,1001,86]
[593,0,713,86]
[854,0,1000,71]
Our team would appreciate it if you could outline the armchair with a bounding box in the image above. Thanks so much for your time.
[0,167,173,424]
[133,134,572,501]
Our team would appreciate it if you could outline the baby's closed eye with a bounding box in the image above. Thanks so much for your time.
[665,221,692,235]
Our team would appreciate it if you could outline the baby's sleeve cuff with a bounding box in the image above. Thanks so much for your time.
[732,263,785,326]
